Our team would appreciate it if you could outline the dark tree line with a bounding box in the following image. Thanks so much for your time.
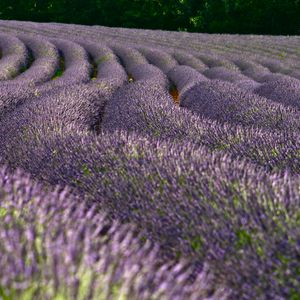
[0,0,299,35]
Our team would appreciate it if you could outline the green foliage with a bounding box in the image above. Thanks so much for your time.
[235,229,252,249]
[0,0,299,34]
[81,163,92,176]
[52,68,63,80]
[191,236,203,252]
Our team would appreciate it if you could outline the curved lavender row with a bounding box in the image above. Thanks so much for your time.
[227,57,292,85]
[255,57,293,74]
[0,83,112,138]
[40,38,91,90]
[173,51,207,72]
[254,78,300,109]
[234,79,261,93]
[0,166,226,300]
[197,54,240,72]
[167,65,208,96]
[233,58,270,75]
[258,73,297,83]
[1,128,299,299]
[139,47,178,73]
[129,63,170,88]
[180,80,300,131]
[0,20,298,74]
[0,34,28,80]
[203,66,250,83]
[111,46,169,87]
[78,41,128,89]
[237,59,299,84]
[98,81,300,174]
[101,82,174,134]
[111,45,148,74]
[240,65,272,82]
[12,35,60,84]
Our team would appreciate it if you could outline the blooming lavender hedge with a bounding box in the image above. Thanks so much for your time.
[0,20,300,300]
[0,167,227,300]
[255,78,300,109]
[180,79,300,131]
[0,34,28,80]
[14,35,59,84]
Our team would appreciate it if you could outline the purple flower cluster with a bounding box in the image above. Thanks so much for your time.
[0,167,225,299]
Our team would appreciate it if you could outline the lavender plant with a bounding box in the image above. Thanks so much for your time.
[0,166,226,300]
[139,47,178,73]
[0,34,28,80]
[14,35,60,84]
[180,79,300,131]
[255,77,300,109]
[202,66,249,82]
[1,129,299,299]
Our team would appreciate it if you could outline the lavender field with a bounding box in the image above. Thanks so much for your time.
[0,19,299,300]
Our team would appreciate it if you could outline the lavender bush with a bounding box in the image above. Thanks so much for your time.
[0,167,227,300]
[180,79,300,131]
[0,34,28,80]
[255,77,300,109]
[14,35,59,84]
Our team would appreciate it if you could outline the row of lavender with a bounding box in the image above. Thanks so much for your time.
[1,19,298,80]
[0,167,224,299]
[2,23,299,86]
[0,20,300,299]
[0,32,299,128]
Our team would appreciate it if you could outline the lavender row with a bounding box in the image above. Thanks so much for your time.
[139,47,178,73]
[99,81,300,173]
[0,34,28,80]
[112,45,169,88]
[79,42,128,89]
[0,82,40,120]
[180,79,300,131]
[254,77,300,109]
[167,65,208,95]
[12,35,60,84]
[1,127,299,299]
[173,51,207,73]
[39,38,91,90]
[0,166,226,300]
[111,45,148,74]
[196,54,240,72]
[0,82,114,137]
[202,66,249,83]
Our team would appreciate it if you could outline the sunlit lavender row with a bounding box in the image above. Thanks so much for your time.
[0,19,299,299]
